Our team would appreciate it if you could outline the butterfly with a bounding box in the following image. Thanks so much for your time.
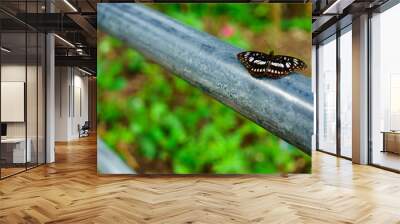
[237,51,307,79]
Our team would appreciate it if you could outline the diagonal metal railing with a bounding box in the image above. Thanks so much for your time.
[98,138,136,174]
[97,4,313,172]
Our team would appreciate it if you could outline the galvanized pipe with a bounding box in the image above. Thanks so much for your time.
[98,138,136,174]
[98,4,313,155]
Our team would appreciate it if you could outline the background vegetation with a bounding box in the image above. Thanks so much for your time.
[98,3,312,174]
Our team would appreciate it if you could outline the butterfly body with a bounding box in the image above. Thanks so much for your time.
[237,51,307,79]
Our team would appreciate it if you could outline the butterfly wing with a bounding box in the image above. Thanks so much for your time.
[237,51,272,78]
[272,55,307,73]
[237,51,307,79]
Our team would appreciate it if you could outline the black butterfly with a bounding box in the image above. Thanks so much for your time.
[237,51,307,79]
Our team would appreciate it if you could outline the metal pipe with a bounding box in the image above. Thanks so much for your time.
[98,4,313,155]
[98,138,136,174]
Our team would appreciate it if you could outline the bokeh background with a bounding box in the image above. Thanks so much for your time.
[98,3,312,174]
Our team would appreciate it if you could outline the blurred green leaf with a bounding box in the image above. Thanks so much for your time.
[281,18,311,32]
[140,136,157,160]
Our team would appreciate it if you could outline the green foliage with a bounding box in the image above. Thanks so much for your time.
[98,4,311,174]
[281,18,312,32]
[154,4,310,33]
[221,29,251,50]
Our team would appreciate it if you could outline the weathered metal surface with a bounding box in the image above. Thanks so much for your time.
[98,138,136,174]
